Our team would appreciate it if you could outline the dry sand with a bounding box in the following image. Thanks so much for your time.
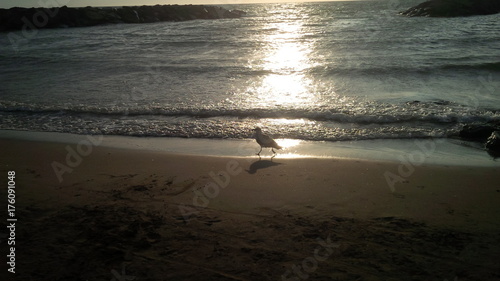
[1,138,500,281]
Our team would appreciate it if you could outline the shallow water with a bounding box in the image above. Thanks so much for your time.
[2,130,498,167]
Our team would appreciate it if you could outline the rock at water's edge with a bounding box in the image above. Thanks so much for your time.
[485,131,500,157]
[459,124,499,141]
[401,0,500,17]
[458,122,500,157]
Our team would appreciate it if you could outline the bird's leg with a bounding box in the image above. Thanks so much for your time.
[271,148,277,160]
[256,147,262,156]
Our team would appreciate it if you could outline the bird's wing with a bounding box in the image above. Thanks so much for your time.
[258,134,281,149]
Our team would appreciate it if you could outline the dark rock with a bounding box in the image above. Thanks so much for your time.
[0,5,245,32]
[230,9,247,17]
[116,6,141,23]
[485,131,500,157]
[458,122,500,157]
[459,124,499,141]
[401,0,500,17]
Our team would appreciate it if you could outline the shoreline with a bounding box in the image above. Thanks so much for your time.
[1,132,500,280]
[1,129,498,167]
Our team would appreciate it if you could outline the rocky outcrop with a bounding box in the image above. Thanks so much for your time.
[459,124,499,141]
[0,5,246,32]
[458,121,500,157]
[401,0,500,17]
[485,131,500,156]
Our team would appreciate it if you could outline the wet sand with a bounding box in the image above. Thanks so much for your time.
[1,137,500,281]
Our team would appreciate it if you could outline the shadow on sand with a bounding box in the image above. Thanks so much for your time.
[246,158,283,174]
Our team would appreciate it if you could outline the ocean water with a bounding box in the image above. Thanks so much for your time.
[1,0,499,142]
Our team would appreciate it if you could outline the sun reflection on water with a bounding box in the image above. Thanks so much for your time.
[275,138,302,149]
[243,6,318,110]
[256,74,312,106]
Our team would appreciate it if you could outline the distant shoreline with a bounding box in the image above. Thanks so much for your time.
[0,4,246,32]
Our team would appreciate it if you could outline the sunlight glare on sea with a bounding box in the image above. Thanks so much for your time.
[241,3,319,111]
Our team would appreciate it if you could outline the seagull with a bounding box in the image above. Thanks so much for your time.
[252,127,282,157]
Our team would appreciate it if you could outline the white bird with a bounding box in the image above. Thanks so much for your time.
[252,127,282,157]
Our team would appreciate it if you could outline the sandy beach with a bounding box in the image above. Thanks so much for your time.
[1,135,500,281]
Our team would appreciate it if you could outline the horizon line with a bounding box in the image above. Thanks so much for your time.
[0,0,371,9]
